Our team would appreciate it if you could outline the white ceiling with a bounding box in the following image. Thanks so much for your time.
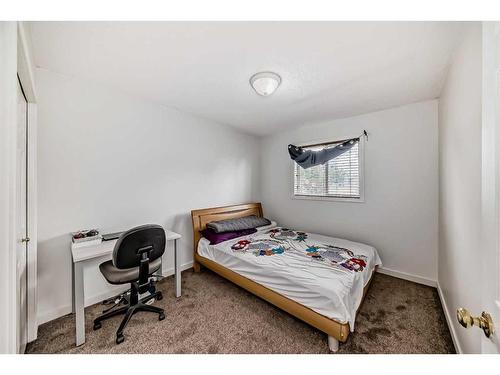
[29,22,464,136]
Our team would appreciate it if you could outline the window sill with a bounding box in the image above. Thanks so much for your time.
[292,194,365,203]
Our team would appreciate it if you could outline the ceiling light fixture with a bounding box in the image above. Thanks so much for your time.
[250,71,281,97]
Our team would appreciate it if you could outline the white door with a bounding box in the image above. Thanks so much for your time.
[457,22,500,354]
[16,77,29,354]
[480,22,500,354]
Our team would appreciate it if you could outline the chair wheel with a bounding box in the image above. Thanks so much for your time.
[93,322,102,330]
[159,313,165,321]
[116,334,125,344]
[156,293,163,301]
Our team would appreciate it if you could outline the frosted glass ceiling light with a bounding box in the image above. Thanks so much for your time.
[250,72,281,96]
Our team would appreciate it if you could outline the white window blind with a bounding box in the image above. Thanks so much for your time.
[294,140,361,199]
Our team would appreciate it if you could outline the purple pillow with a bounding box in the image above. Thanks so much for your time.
[201,227,257,245]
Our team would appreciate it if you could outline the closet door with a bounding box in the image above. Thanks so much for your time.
[16,77,29,353]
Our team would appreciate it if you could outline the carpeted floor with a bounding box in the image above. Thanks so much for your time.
[26,270,455,354]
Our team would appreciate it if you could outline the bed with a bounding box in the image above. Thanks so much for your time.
[191,203,382,352]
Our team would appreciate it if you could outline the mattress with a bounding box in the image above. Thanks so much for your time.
[197,226,382,331]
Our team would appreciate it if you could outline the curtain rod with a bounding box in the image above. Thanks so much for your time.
[299,130,368,148]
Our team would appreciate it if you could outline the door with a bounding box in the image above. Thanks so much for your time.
[457,22,500,354]
[481,22,500,354]
[16,77,29,354]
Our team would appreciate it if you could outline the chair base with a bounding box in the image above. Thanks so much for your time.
[93,290,165,344]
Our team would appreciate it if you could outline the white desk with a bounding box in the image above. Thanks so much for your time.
[71,230,182,346]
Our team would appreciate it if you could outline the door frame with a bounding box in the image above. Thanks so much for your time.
[17,22,38,346]
[0,21,37,354]
[0,21,18,355]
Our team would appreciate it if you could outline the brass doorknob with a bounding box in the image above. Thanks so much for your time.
[457,308,494,338]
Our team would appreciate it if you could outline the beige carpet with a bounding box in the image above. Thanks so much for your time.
[26,270,455,354]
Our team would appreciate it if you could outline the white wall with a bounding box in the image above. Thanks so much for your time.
[260,100,439,284]
[36,68,261,323]
[438,23,482,354]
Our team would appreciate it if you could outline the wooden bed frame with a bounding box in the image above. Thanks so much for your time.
[191,202,374,352]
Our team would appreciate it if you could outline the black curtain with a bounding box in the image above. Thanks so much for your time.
[288,137,359,169]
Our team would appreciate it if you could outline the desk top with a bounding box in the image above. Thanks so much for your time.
[71,229,181,263]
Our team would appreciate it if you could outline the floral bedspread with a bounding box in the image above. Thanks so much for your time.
[230,227,369,273]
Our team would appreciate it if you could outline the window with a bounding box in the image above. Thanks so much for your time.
[293,139,363,201]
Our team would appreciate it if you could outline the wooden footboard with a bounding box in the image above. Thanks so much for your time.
[191,202,375,344]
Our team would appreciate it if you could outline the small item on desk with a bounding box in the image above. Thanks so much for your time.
[102,231,124,241]
[71,229,102,248]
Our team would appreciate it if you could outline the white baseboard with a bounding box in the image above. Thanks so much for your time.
[376,266,437,287]
[437,283,462,354]
[38,261,194,325]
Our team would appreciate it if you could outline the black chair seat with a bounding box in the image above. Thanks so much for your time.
[99,258,161,285]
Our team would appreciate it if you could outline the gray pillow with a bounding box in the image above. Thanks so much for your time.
[207,215,271,233]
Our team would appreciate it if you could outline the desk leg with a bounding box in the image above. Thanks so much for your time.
[174,239,181,298]
[71,262,75,314]
[74,262,85,346]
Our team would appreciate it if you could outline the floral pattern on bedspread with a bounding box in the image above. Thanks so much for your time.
[230,227,368,272]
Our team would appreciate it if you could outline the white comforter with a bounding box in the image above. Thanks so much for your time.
[198,225,382,331]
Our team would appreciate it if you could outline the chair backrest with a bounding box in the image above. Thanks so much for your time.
[112,224,166,269]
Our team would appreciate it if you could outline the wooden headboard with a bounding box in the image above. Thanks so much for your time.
[191,203,263,268]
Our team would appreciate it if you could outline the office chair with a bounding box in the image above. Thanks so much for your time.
[93,224,166,344]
